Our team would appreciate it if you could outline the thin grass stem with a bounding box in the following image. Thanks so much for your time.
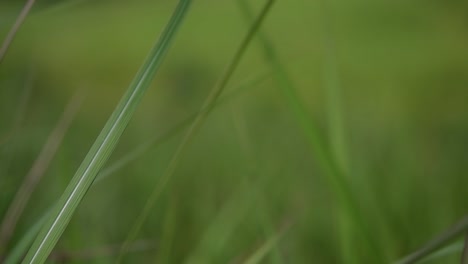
[236,0,384,262]
[395,215,468,264]
[0,91,83,257]
[0,70,34,146]
[0,0,36,63]
[116,1,276,261]
[243,221,290,264]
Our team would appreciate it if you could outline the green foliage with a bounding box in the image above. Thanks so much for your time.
[1,0,468,263]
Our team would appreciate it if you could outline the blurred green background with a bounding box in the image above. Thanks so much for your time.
[1,0,468,263]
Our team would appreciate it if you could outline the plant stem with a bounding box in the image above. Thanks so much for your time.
[0,0,36,63]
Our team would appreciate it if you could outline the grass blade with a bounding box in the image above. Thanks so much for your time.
[463,232,468,264]
[317,1,356,263]
[0,91,83,257]
[243,222,290,264]
[0,0,36,63]
[236,0,384,262]
[185,178,261,263]
[416,241,464,264]
[116,0,276,261]
[48,239,155,262]
[0,70,34,146]
[395,215,468,264]
[318,0,349,173]
[3,72,269,264]
[95,72,270,183]
[21,1,192,263]
[3,212,48,264]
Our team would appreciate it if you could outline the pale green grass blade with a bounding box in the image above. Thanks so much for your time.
[186,104,279,264]
[154,198,177,263]
[185,178,260,263]
[236,0,384,262]
[319,0,349,173]
[317,1,355,263]
[116,1,276,261]
[0,92,83,256]
[4,73,269,264]
[463,234,468,264]
[243,223,290,264]
[3,212,48,264]
[95,72,270,183]
[0,0,36,63]
[395,215,468,264]
[417,241,463,264]
[229,106,284,264]
[21,1,192,263]
[47,240,155,262]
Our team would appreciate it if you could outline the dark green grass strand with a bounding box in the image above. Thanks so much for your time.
[116,0,276,261]
[396,216,468,264]
[21,1,192,263]
[236,0,384,262]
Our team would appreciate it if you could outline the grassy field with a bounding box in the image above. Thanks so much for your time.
[1,0,468,263]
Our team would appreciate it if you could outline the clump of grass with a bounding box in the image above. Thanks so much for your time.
[3,71,269,264]
[3,0,466,263]
[236,0,383,262]
[116,0,276,261]
[21,1,192,263]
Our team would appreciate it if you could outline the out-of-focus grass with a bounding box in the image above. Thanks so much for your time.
[1,0,468,263]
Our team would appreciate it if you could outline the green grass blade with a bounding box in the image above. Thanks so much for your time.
[229,106,284,264]
[317,1,356,263]
[0,92,83,256]
[417,241,464,264]
[3,212,48,264]
[116,0,276,261]
[395,216,468,264]
[236,0,383,262]
[243,224,290,264]
[319,0,349,173]
[186,104,280,264]
[0,70,34,147]
[95,72,270,183]
[0,0,36,63]
[3,72,269,264]
[185,179,260,263]
[21,1,192,263]
[463,233,468,264]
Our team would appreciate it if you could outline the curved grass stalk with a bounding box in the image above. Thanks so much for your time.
[21,1,192,263]
[236,0,384,262]
[116,0,276,261]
